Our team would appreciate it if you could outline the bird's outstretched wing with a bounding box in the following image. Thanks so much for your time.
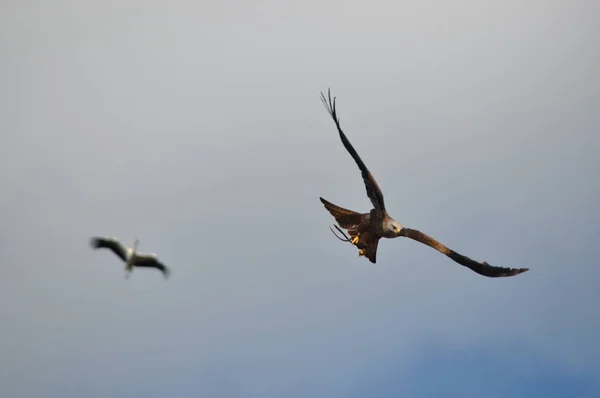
[135,257,170,278]
[319,197,366,229]
[320,89,386,213]
[398,228,529,278]
[89,237,128,262]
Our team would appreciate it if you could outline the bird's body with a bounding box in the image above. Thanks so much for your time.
[320,198,390,263]
[89,237,170,278]
[319,89,529,278]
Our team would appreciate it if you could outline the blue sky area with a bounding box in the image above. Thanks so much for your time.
[1,1,599,397]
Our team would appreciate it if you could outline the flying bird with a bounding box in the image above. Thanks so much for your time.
[89,237,170,279]
[319,89,529,278]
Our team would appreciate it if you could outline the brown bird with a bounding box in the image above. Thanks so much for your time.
[319,89,529,278]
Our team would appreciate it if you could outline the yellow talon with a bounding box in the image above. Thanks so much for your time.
[358,248,365,256]
[351,236,360,245]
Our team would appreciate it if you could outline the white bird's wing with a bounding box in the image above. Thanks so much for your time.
[89,237,128,262]
[135,255,170,278]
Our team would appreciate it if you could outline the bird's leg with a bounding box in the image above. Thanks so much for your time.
[329,225,352,243]
[329,225,364,256]
[329,225,360,246]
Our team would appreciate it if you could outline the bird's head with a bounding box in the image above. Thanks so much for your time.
[385,220,404,237]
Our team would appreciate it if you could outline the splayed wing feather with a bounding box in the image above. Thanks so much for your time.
[399,228,529,278]
[320,89,386,213]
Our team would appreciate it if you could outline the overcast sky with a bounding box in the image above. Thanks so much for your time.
[1,1,599,397]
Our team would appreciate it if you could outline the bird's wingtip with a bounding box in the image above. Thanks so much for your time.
[503,267,529,277]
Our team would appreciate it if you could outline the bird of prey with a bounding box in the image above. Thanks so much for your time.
[89,237,170,279]
[319,89,529,278]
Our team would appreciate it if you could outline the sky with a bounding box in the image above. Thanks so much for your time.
[1,0,599,397]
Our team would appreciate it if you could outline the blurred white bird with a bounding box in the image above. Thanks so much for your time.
[89,236,170,279]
